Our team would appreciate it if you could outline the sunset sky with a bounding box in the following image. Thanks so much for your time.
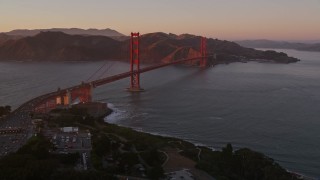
[1,0,320,41]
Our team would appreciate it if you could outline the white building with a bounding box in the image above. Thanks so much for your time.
[60,127,79,133]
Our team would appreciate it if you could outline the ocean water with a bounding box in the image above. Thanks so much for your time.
[0,49,319,177]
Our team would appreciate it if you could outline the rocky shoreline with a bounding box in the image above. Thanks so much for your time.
[103,119,302,179]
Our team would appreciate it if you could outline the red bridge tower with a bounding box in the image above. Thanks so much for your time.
[128,32,143,92]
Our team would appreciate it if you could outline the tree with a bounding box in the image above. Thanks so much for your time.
[4,105,11,113]
[147,165,165,179]
[0,105,11,116]
[222,143,233,157]
[141,148,162,167]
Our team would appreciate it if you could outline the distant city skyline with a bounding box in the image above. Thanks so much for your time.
[1,0,320,41]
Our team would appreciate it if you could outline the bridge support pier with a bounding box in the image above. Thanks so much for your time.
[70,85,93,104]
[128,32,144,92]
[55,85,93,107]
[34,97,57,114]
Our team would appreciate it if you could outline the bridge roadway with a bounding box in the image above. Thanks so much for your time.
[12,56,211,113]
[87,56,208,87]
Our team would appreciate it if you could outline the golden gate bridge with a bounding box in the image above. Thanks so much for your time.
[33,33,212,113]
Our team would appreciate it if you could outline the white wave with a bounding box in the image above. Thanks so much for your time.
[209,116,223,120]
[104,103,127,123]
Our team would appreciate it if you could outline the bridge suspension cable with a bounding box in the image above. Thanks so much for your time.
[86,61,109,82]
[86,61,116,82]
[95,62,115,80]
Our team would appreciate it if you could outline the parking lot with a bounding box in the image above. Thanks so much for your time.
[43,129,93,170]
[50,131,92,153]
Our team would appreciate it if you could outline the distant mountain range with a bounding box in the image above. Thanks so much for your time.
[4,28,125,37]
[1,28,128,42]
[0,30,299,64]
[236,39,320,52]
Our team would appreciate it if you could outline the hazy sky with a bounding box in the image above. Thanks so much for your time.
[1,0,320,40]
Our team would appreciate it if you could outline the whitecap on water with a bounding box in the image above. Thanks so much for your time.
[208,116,223,120]
[104,103,127,123]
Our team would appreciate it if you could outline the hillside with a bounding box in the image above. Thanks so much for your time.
[236,39,320,52]
[0,31,299,64]
[0,33,22,46]
[0,32,123,61]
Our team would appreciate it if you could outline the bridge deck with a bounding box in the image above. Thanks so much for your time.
[91,56,208,87]
[29,56,210,108]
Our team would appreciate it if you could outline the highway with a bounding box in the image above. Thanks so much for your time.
[0,110,33,156]
[0,92,55,156]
